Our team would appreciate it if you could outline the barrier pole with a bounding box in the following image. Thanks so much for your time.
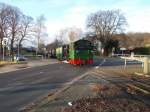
[143,57,149,74]
[124,58,127,68]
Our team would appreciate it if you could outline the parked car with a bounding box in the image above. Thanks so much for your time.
[14,55,27,61]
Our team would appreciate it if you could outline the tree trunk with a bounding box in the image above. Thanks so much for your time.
[0,39,2,55]
[103,48,109,56]
[0,32,4,56]
[19,41,22,55]
[10,39,14,61]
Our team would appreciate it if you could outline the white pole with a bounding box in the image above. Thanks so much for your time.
[142,62,144,68]
[124,58,127,68]
[3,45,4,61]
[144,57,149,74]
[9,47,11,61]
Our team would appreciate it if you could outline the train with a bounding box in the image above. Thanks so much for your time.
[50,39,94,65]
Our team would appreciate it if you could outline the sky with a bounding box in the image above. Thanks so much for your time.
[0,0,150,43]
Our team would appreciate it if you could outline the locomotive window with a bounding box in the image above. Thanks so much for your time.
[74,40,93,50]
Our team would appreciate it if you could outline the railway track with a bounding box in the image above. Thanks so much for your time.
[95,68,150,93]
[91,70,150,105]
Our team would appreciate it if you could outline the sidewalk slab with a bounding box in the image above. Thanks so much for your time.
[28,74,97,112]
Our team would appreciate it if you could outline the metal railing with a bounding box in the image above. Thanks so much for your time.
[24,55,44,60]
[121,54,150,75]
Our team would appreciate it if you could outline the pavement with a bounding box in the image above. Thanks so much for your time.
[0,60,90,112]
[28,67,150,112]
[0,59,58,74]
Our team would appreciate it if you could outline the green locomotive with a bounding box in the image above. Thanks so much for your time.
[68,39,93,65]
[55,39,93,65]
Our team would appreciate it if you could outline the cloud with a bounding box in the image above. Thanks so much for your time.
[46,4,100,43]
[37,0,150,43]
[111,0,150,32]
[127,8,150,32]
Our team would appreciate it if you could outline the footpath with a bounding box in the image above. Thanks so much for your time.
[0,59,58,74]
[26,66,150,112]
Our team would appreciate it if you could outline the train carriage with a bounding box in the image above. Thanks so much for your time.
[56,45,69,60]
[56,47,62,60]
[50,48,56,58]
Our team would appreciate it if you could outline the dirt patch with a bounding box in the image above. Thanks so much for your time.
[90,83,124,98]
[63,98,150,112]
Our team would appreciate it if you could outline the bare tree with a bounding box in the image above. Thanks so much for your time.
[6,6,22,60]
[68,27,82,43]
[46,38,61,50]
[0,4,23,60]
[55,27,83,45]
[17,15,33,53]
[0,3,44,60]
[0,3,10,55]
[56,28,68,45]
[87,10,127,55]
[34,15,46,55]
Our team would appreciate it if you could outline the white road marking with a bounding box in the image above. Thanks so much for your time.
[99,59,106,66]
[95,66,99,69]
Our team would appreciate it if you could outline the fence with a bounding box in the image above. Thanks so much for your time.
[121,54,150,75]
[24,55,44,60]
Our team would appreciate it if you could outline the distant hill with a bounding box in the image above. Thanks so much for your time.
[114,33,150,49]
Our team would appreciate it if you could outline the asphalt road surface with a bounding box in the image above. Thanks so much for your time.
[0,57,141,112]
[0,63,89,112]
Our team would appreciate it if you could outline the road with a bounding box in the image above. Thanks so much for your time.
[0,62,89,112]
[0,57,141,112]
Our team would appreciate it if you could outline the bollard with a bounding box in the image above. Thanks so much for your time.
[143,57,150,74]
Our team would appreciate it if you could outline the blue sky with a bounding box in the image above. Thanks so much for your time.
[0,0,150,43]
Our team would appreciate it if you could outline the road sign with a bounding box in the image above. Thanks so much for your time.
[2,38,8,46]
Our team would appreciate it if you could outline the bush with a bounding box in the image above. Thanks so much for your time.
[133,47,150,55]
